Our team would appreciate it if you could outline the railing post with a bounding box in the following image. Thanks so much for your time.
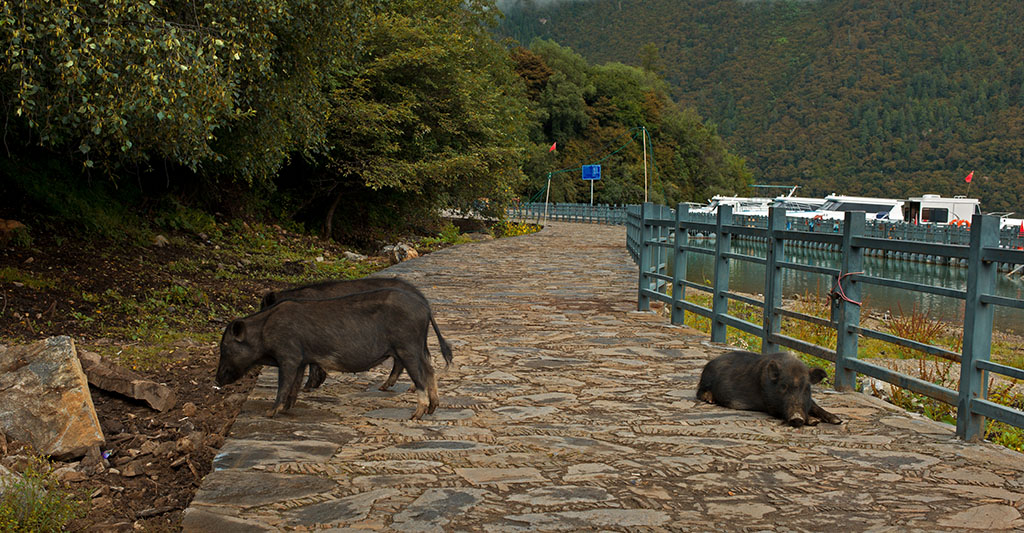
[957,213,1000,441]
[637,202,653,312]
[655,204,671,294]
[835,211,865,391]
[671,204,689,325]
[711,205,733,343]
[762,207,786,353]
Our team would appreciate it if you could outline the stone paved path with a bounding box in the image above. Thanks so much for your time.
[183,222,1024,532]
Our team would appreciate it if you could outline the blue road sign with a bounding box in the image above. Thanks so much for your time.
[582,164,601,180]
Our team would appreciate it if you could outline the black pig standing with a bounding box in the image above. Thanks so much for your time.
[217,288,440,420]
[260,277,452,391]
[696,350,842,427]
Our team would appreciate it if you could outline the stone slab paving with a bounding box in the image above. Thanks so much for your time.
[183,222,1024,532]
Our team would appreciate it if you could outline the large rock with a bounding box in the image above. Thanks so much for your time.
[381,243,419,265]
[0,337,104,459]
[78,350,176,412]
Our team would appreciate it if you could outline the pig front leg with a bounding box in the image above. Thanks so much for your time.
[267,362,302,417]
[810,401,842,424]
[379,357,405,391]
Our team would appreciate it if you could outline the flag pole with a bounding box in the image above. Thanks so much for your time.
[543,172,552,225]
[642,126,649,203]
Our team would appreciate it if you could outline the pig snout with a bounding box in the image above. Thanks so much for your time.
[215,362,241,386]
[786,414,806,427]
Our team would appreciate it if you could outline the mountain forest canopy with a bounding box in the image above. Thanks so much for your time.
[498,0,1024,214]
[0,0,749,243]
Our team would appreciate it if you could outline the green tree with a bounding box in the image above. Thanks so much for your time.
[0,0,351,183]
[313,0,530,236]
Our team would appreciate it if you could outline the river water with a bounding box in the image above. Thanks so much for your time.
[678,239,1024,334]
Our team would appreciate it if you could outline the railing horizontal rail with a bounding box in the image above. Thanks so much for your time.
[853,275,968,301]
[724,290,763,309]
[850,326,962,363]
[680,279,713,292]
[852,237,970,259]
[976,360,1024,382]
[676,299,713,318]
[722,251,766,265]
[984,247,1024,264]
[845,358,958,405]
[970,399,1024,431]
[775,308,835,330]
[768,333,837,362]
[679,245,715,256]
[776,261,841,277]
[981,294,1024,310]
[718,313,761,337]
[775,230,843,246]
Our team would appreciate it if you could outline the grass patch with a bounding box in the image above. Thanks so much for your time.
[416,222,475,250]
[0,455,86,532]
[0,267,58,291]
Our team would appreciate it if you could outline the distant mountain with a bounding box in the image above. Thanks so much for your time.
[497,0,1024,213]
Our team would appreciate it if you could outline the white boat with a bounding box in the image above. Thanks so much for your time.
[690,195,773,216]
[770,196,827,213]
[986,212,1024,230]
[788,195,905,221]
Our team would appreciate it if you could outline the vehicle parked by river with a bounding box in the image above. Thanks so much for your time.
[903,194,979,226]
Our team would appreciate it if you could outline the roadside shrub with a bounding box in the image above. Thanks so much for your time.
[0,456,85,532]
[492,220,540,238]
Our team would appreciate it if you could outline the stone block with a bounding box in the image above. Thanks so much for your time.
[0,337,104,460]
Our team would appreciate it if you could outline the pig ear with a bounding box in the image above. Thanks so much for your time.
[230,319,246,341]
[766,360,781,382]
[809,368,828,384]
[261,292,276,309]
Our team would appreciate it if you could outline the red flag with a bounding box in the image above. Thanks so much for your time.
[549,142,557,152]
[964,170,974,183]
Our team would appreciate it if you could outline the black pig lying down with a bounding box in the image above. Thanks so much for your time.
[261,277,452,392]
[217,288,440,420]
[696,350,842,427]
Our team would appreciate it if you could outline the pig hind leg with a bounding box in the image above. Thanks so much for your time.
[419,357,439,415]
[696,373,715,404]
[395,347,431,420]
[303,364,327,391]
[379,339,432,393]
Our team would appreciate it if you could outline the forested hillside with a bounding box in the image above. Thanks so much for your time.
[498,0,1024,213]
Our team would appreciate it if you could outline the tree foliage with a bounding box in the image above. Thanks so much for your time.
[1,0,754,240]
[1,0,353,181]
[514,39,752,205]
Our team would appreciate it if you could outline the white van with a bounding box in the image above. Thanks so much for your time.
[903,195,980,226]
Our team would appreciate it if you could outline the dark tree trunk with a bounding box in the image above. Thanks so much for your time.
[323,187,344,240]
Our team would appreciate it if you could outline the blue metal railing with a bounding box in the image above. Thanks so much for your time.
[508,202,630,226]
[626,202,1024,441]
